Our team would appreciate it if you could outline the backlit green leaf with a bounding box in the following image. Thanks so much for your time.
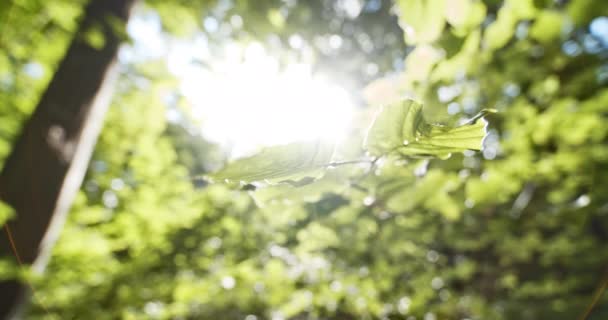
[208,140,335,184]
[445,0,486,36]
[397,0,446,44]
[252,168,349,205]
[365,99,491,159]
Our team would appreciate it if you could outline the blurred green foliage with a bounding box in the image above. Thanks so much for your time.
[1,0,608,319]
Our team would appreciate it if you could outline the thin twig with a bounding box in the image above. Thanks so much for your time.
[349,156,380,188]
[577,266,608,320]
[325,159,375,167]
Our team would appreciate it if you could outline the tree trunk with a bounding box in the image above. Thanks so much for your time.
[0,0,135,318]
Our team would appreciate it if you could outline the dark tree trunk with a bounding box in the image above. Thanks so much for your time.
[0,0,135,318]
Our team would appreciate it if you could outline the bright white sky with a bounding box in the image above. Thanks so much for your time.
[122,12,355,158]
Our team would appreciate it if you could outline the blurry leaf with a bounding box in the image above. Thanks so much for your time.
[47,2,81,31]
[267,9,285,28]
[432,30,481,81]
[0,200,15,226]
[567,0,607,26]
[445,0,486,36]
[484,8,517,50]
[397,0,446,44]
[426,191,461,219]
[151,2,201,35]
[252,168,348,206]
[280,290,313,317]
[381,170,462,219]
[365,99,490,159]
[484,0,539,50]
[0,258,20,281]
[296,222,339,252]
[506,0,538,19]
[105,14,131,43]
[404,45,444,82]
[437,31,467,58]
[529,10,564,44]
[466,167,523,206]
[208,140,335,184]
[82,23,106,49]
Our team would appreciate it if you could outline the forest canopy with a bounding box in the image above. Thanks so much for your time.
[1,0,608,319]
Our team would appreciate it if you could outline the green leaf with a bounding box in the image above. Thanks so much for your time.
[382,170,462,219]
[529,10,564,44]
[82,23,106,50]
[397,0,446,44]
[365,99,491,159]
[365,100,420,156]
[432,30,481,81]
[0,200,15,226]
[445,0,486,36]
[208,140,335,184]
[251,167,352,206]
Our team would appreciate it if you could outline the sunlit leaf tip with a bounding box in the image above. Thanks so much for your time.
[364,99,491,159]
[465,108,497,124]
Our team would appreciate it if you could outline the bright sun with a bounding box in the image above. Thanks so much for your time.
[124,14,355,158]
[169,41,355,158]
